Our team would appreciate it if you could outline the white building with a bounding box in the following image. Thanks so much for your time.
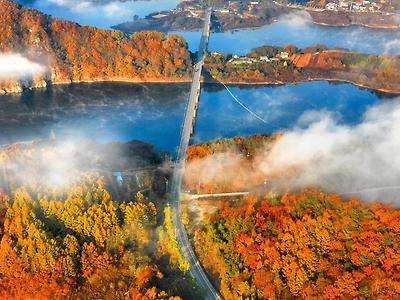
[215,8,230,13]
[280,52,289,59]
[326,3,338,10]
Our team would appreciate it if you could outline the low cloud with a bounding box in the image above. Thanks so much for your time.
[103,2,128,17]
[0,138,158,190]
[48,0,93,12]
[0,53,45,79]
[48,0,96,13]
[394,13,400,25]
[0,140,84,188]
[186,100,400,203]
[384,39,400,55]
[257,100,400,202]
[47,0,131,16]
[277,10,312,27]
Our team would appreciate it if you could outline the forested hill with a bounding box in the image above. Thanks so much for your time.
[0,0,192,94]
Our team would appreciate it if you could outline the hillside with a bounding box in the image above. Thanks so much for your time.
[185,134,279,194]
[184,135,400,299]
[0,0,192,94]
[194,191,400,299]
[205,45,400,93]
[0,140,202,299]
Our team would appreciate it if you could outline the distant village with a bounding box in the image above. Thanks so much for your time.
[173,0,267,20]
[323,0,396,14]
[210,50,292,66]
[115,0,400,34]
[174,0,399,19]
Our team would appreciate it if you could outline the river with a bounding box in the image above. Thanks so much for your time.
[173,18,400,55]
[0,81,393,153]
[2,1,399,153]
[15,0,180,28]
[16,0,400,55]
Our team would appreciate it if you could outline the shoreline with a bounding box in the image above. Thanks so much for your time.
[215,17,400,33]
[115,7,400,34]
[0,77,192,95]
[1,76,399,96]
[203,78,400,95]
[308,19,400,30]
[273,3,400,29]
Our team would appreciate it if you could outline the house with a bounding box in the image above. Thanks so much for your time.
[188,10,202,17]
[229,1,241,12]
[250,1,260,4]
[229,56,256,64]
[215,8,230,13]
[243,12,258,18]
[280,52,289,59]
[260,56,271,62]
[152,13,168,19]
[228,55,238,63]
[339,1,349,9]
[326,3,338,10]
[232,59,254,65]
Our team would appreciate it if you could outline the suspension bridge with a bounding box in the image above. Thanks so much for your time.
[168,7,272,299]
[170,7,222,300]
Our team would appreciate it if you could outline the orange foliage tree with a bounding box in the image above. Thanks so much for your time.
[195,191,400,299]
[0,0,192,93]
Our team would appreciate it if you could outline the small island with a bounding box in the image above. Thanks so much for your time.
[113,0,400,34]
[204,44,400,93]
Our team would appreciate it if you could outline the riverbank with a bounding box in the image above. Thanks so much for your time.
[306,9,400,29]
[2,68,399,96]
[0,76,192,95]
[205,78,400,95]
[2,73,398,96]
[214,9,400,32]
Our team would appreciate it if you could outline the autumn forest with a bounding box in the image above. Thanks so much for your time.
[1,0,400,299]
[0,0,192,93]
[0,142,201,299]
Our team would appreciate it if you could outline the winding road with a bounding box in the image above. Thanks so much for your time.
[170,8,222,300]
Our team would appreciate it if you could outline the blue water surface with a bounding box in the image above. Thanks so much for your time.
[16,0,180,28]
[173,20,400,55]
[0,81,391,152]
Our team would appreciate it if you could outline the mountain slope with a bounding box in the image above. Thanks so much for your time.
[0,0,192,93]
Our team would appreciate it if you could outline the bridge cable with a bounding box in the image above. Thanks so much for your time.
[219,81,270,125]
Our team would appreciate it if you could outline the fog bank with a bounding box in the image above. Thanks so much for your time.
[256,100,400,202]
[187,100,400,203]
[0,53,45,79]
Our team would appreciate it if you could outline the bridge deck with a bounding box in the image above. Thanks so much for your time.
[170,8,221,300]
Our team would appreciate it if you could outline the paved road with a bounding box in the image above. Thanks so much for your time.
[170,8,222,300]
[182,192,250,200]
